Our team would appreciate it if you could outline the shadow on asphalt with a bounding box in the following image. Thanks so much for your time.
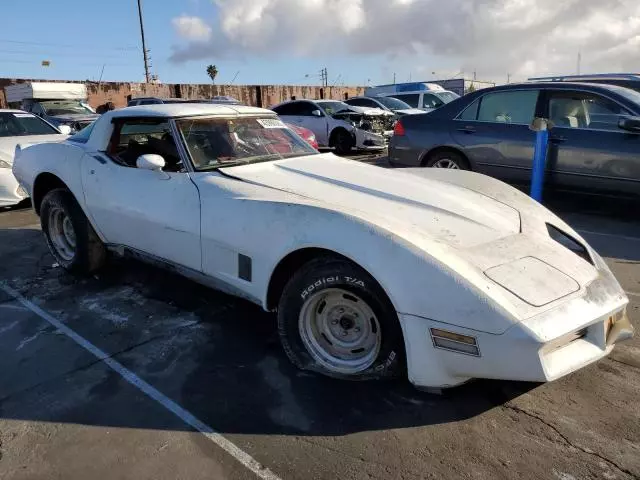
[0,246,536,437]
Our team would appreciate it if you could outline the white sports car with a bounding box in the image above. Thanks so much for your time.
[0,109,69,207]
[13,103,633,389]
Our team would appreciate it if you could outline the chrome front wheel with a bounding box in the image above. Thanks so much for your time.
[298,288,382,375]
[48,206,76,261]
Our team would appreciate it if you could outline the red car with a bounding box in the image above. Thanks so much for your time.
[287,123,319,150]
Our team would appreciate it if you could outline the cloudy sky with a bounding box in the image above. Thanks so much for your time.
[1,0,638,85]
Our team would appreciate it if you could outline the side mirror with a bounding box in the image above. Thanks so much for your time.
[311,109,323,117]
[136,154,165,171]
[618,116,640,133]
[58,125,72,135]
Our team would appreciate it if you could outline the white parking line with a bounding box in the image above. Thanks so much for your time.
[576,229,640,243]
[0,283,281,480]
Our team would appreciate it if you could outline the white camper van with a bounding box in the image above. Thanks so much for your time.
[4,82,98,133]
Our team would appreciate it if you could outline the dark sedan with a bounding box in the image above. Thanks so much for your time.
[389,82,640,198]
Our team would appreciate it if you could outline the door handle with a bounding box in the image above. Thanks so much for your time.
[457,126,476,134]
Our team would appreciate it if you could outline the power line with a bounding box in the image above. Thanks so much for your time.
[0,38,137,51]
[0,49,135,59]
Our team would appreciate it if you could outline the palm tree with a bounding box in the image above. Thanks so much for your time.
[206,65,219,84]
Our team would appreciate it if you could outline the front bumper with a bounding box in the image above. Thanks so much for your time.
[0,169,28,207]
[399,278,632,388]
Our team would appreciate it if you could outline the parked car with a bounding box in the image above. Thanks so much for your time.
[13,103,633,389]
[389,82,640,198]
[271,99,394,154]
[365,82,460,111]
[287,124,318,150]
[344,96,424,117]
[0,110,69,206]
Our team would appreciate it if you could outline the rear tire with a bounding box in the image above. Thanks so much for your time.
[40,188,106,274]
[424,150,469,170]
[277,256,405,381]
[331,129,354,155]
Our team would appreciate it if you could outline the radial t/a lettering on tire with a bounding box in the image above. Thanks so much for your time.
[40,188,106,274]
[277,256,405,380]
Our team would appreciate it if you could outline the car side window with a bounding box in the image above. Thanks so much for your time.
[106,120,184,172]
[30,103,45,116]
[296,102,317,116]
[347,98,368,107]
[476,90,539,124]
[458,98,481,121]
[422,94,443,109]
[392,94,420,108]
[273,103,297,116]
[548,92,631,131]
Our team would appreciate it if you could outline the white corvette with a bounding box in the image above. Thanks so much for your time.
[13,103,633,389]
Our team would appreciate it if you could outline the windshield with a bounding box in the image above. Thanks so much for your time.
[41,100,95,116]
[375,96,412,110]
[317,101,351,115]
[434,91,460,103]
[177,116,318,170]
[0,112,59,137]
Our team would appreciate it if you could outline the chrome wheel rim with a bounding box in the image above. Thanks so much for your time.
[48,207,76,261]
[299,288,381,374]
[432,158,460,169]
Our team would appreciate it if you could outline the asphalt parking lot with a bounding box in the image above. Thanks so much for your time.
[1,155,639,480]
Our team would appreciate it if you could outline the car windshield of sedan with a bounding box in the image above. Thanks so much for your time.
[374,96,412,110]
[176,116,318,170]
[434,91,460,103]
[318,101,352,115]
[41,100,95,115]
[0,112,59,137]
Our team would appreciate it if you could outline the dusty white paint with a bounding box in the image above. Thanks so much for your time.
[12,103,632,388]
[0,283,282,480]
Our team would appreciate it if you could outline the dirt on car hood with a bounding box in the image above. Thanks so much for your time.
[222,153,521,249]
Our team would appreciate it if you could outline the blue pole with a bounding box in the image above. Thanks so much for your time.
[530,128,549,202]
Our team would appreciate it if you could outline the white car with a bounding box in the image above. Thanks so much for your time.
[13,103,633,389]
[0,109,69,207]
[271,99,394,154]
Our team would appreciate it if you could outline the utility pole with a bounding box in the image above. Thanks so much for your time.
[393,72,396,84]
[577,52,581,75]
[507,72,511,84]
[137,0,151,83]
[319,67,328,87]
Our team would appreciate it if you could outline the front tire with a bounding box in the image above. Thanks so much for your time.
[277,256,405,380]
[331,129,354,155]
[40,188,106,274]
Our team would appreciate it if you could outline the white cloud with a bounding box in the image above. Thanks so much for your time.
[169,0,640,79]
[172,15,212,42]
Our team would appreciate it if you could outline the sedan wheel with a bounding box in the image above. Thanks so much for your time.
[432,158,460,169]
[299,288,382,374]
[425,151,469,170]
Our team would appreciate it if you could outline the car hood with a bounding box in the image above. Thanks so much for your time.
[338,105,395,117]
[222,154,520,249]
[0,134,69,164]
